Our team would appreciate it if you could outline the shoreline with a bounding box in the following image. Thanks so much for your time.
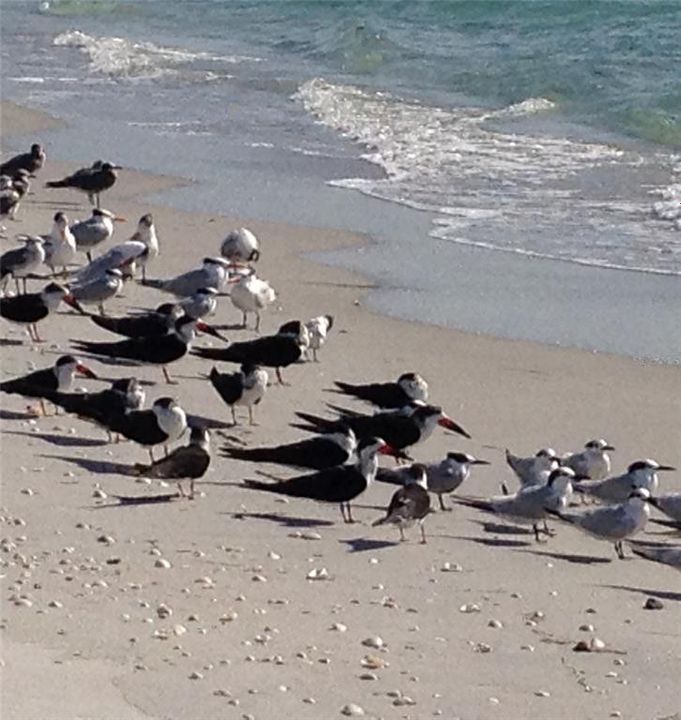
[2,102,681,720]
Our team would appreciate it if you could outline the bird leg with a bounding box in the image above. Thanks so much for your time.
[241,311,247,329]
[248,406,258,426]
[148,448,156,463]
[39,399,47,416]
[420,523,427,545]
[14,278,21,295]
[399,526,406,542]
[30,323,44,343]
[162,366,177,384]
[177,481,185,498]
[339,503,347,523]
[533,524,547,543]
[255,312,261,333]
[275,367,289,386]
[231,406,238,426]
[164,445,170,458]
[345,503,355,524]
[188,480,195,499]
[542,520,556,537]
[438,494,449,512]
[86,251,93,263]
[615,541,625,560]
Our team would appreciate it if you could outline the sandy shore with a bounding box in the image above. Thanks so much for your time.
[1,102,680,720]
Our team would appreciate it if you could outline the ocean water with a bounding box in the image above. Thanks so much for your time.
[2,0,680,359]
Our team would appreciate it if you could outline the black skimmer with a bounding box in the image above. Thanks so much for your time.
[0,282,79,342]
[1,235,45,294]
[88,303,181,338]
[43,212,77,276]
[229,268,276,331]
[373,464,431,543]
[505,447,560,489]
[208,364,268,425]
[0,143,46,177]
[104,397,187,461]
[304,315,333,362]
[193,320,307,384]
[329,372,428,409]
[46,161,121,208]
[293,403,470,454]
[242,436,393,523]
[0,354,97,415]
[222,427,358,470]
[142,257,231,297]
[133,425,211,498]
[562,439,615,480]
[127,213,159,280]
[40,377,145,439]
[71,209,125,262]
[220,227,260,263]
[376,452,490,511]
[72,315,224,383]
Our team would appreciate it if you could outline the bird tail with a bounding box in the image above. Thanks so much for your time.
[45,179,69,188]
[375,468,405,486]
[139,277,167,290]
[193,346,234,362]
[452,496,494,512]
[371,515,388,527]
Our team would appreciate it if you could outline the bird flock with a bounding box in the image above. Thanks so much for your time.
[1,142,679,577]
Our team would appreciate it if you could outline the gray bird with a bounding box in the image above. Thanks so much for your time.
[563,439,614,480]
[628,541,681,571]
[71,208,125,261]
[505,446,559,489]
[648,492,681,526]
[220,227,260,262]
[179,287,218,320]
[71,268,124,314]
[0,143,46,176]
[46,161,121,207]
[573,459,675,504]
[373,463,432,543]
[142,257,230,297]
[0,235,45,294]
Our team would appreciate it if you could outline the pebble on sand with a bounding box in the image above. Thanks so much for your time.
[341,703,365,716]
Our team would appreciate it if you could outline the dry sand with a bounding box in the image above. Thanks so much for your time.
[1,102,680,720]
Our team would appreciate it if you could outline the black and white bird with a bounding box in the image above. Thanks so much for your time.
[1,235,45,294]
[193,320,307,384]
[562,439,614,480]
[242,436,394,523]
[548,488,652,559]
[0,354,97,414]
[73,315,223,383]
[46,161,121,207]
[127,213,159,280]
[222,427,357,470]
[573,459,675,504]
[133,425,211,498]
[0,282,77,342]
[373,463,432,543]
[376,451,490,510]
[304,315,333,362]
[42,212,77,275]
[71,208,124,262]
[142,257,231,297]
[87,303,181,338]
[220,227,260,263]
[0,143,46,176]
[208,364,268,425]
[330,372,428,409]
[505,447,559,489]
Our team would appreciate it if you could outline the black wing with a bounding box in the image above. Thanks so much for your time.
[209,367,243,405]
[243,465,365,503]
[332,381,406,409]
[0,246,28,277]
[107,409,167,445]
[222,436,349,470]
[40,388,130,425]
[0,152,31,176]
[0,293,47,323]
[194,335,301,367]
[0,367,56,397]
[73,335,185,364]
[90,312,169,338]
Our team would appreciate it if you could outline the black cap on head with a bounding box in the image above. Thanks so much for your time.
[446,452,472,463]
[628,460,653,473]
[155,303,178,315]
[54,211,66,222]
[43,282,68,294]
[154,397,175,409]
[398,372,419,383]
[357,435,382,452]
[56,355,77,367]
[189,425,209,443]
[111,378,135,393]
[31,143,42,154]
[140,213,153,225]
[408,463,427,480]
[278,320,303,336]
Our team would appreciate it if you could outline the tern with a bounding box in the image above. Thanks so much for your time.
[0,143,46,177]
[329,372,428,409]
[373,463,432,543]
[42,212,77,276]
[72,240,147,286]
[304,315,334,362]
[573,459,675,504]
[563,439,614,480]
[505,447,559,489]
[242,436,395,523]
[208,364,268,425]
[628,541,681,571]
[71,268,124,314]
[648,492,681,525]
[179,287,218,320]
[46,161,121,207]
[127,213,159,280]
[547,488,652,559]
[1,282,77,342]
[142,257,231,297]
[1,235,45,294]
[220,227,260,263]
[229,268,276,331]
[70,209,125,262]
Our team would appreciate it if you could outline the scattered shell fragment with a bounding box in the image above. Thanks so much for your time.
[92,489,107,499]
[361,636,385,649]
[643,597,664,610]
[488,619,503,629]
[535,691,550,698]
[361,655,388,670]
[154,558,171,569]
[440,562,463,573]
[189,671,203,680]
[157,603,172,619]
[306,567,329,581]
[331,623,347,632]
[459,603,481,614]
[474,643,492,654]
[340,703,365,717]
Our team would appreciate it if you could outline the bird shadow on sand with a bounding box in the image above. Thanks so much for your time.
[520,549,612,565]
[600,584,681,603]
[4,430,108,447]
[39,453,135,476]
[340,537,400,553]
[226,510,335,528]
[472,520,534,536]
[0,338,24,348]
[0,408,36,421]
[440,534,531,549]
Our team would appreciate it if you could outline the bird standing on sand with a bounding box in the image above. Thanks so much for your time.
[143,257,231,297]
[71,268,124,315]
[0,282,77,342]
[127,213,159,280]
[562,439,614,480]
[43,212,77,276]
[373,463,432,543]
[304,315,333,362]
[133,425,211,498]
[71,208,125,262]
[573,459,675,504]
[229,268,276,331]
[242,436,396,523]
[1,235,45,294]
[208,364,268,425]
[0,171,31,225]
[1,143,45,176]
[547,488,652,559]
[505,447,559,489]
[46,161,121,207]
[330,372,428,409]
[220,227,260,263]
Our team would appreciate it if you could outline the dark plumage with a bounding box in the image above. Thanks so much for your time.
[373,464,431,542]
[46,161,121,207]
[89,303,180,338]
[330,372,428,409]
[0,143,45,176]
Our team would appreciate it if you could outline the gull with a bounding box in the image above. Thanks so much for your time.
[230,268,276,331]
[455,467,576,542]
[1,235,45,294]
[505,447,559,488]
[1,143,46,176]
[43,211,77,275]
[373,463,432,543]
[71,208,126,261]
[563,439,614,480]
[127,213,159,280]
[46,161,121,207]
[548,488,652,559]
[574,459,675,504]
[220,227,260,263]
[72,240,146,285]
[628,541,681,571]
[304,314,333,362]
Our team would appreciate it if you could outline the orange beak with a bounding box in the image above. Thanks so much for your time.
[378,442,401,457]
[438,414,471,439]
[76,362,98,379]
[113,216,127,223]
[196,320,228,342]
[63,294,87,315]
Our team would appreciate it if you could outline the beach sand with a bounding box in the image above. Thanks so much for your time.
[1,102,680,720]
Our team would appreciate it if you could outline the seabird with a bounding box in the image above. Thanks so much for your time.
[573,459,675,504]
[142,257,231,297]
[628,541,681,571]
[242,436,394,523]
[71,268,124,314]
[505,447,559,489]
[562,439,615,480]
[329,372,429,409]
[229,268,276,331]
[87,302,182,338]
[208,364,268,425]
[0,235,45,294]
[304,315,333,362]
[133,425,211,498]
[127,213,159,280]
[373,463,431,543]
[72,315,224,383]
[376,451,490,510]
[72,240,147,285]
[455,467,576,542]
[46,161,121,207]
[70,208,125,261]
[0,174,21,228]
[547,488,652,559]
[220,227,260,263]
[179,287,218,320]
[43,212,77,275]
[0,354,97,415]
[222,427,357,470]
[193,320,307,384]
[0,143,46,177]
[0,282,77,342]
[293,403,470,455]
[648,492,681,525]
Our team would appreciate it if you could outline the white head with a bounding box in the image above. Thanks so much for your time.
[547,466,576,494]
[535,447,559,472]
[585,438,615,453]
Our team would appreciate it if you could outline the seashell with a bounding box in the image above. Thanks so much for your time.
[459,603,481,614]
[361,636,385,649]
[306,567,329,581]
[643,597,664,610]
[189,671,203,680]
[154,558,171,569]
[330,623,347,632]
[157,603,172,619]
[340,704,365,717]
[361,655,388,670]
[488,619,503,629]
